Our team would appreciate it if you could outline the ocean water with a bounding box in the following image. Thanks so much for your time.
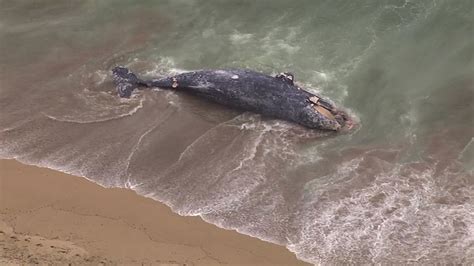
[1,0,473,264]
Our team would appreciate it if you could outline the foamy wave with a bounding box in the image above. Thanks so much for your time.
[123,105,178,185]
[229,31,253,44]
[42,97,145,124]
[92,70,109,85]
[143,57,189,77]
[289,156,473,264]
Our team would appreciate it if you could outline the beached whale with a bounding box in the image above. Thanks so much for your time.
[112,66,352,131]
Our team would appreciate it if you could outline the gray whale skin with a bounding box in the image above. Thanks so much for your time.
[112,66,353,131]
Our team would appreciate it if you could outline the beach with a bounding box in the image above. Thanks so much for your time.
[0,159,309,265]
[1,1,472,263]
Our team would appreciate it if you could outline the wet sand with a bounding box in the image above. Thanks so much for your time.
[0,159,309,265]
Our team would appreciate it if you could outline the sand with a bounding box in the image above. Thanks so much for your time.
[0,159,309,265]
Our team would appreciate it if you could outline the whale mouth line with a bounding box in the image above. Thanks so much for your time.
[314,105,336,121]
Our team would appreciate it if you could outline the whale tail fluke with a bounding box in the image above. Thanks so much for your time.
[112,66,147,98]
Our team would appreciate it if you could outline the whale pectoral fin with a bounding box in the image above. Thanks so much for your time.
[308,96,337,118]
[314,105,336,120]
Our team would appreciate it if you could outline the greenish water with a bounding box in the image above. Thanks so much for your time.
[1,0,473,264]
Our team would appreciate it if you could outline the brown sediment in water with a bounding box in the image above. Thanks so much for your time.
[0,159,309,265]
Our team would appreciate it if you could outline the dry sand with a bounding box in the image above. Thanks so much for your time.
[0,159,309,265]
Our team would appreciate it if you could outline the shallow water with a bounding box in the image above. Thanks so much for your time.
[1,0,473,264]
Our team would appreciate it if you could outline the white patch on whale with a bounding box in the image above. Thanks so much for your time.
[214,70,240,81]
[188,81,216,91]
[214,70,231,75]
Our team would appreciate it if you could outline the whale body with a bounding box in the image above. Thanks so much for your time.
[112,66,352,131]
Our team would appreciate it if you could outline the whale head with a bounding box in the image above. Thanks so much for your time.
[299,97,354,131]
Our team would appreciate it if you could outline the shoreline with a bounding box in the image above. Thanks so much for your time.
[0,159,309,265]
